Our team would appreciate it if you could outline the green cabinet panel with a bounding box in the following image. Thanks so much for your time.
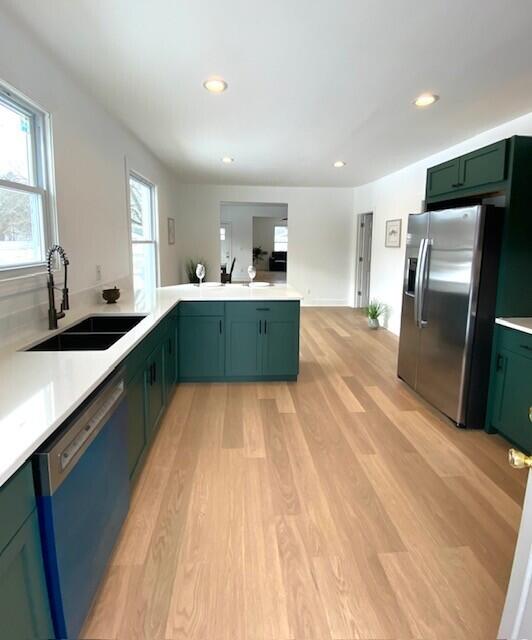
[426,159,460,198]
[493,350,532,451]
[225,318,262,376]
[459,140,507,190]
[0,511,54,640]
[145,344,165,437]
[0,463,35,554]
[163,318,178,401]
[223,301,300,379]
[262,318,299,377]
[179,316,225,380]
[426,139,508,201]
[488,327,532,452]
[126,367,147,480]
[179,301,225,317]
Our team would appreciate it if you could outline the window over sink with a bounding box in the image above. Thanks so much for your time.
[0,81,56,278]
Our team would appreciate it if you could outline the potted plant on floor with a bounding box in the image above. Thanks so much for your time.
[366,300,386,329]
[253,246,268,265]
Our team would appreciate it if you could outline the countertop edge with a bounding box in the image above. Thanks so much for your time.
[495,317,532,336]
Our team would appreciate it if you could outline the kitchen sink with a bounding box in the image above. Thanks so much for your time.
[26,314,147,351]
[27,332,126,351]
[63,315,146,333]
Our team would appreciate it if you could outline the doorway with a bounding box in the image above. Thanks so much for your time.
[354,212,373,308]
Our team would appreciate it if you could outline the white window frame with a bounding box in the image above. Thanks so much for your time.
[0,80,57,282]
[274,225,288,252]
[127,169,159,292]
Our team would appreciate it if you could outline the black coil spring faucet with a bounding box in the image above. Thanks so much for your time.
[47,244,70,330]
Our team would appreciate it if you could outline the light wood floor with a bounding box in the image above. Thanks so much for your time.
[82,308,526,640]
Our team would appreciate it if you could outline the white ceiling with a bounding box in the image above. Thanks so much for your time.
[4,0,532,187]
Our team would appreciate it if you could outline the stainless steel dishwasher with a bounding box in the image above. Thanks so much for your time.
[34,368,129,640]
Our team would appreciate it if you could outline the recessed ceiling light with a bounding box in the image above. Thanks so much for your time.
[221,156,234,164]
[414,93,439,107]
[203,77,228,93]
[333,160,346,168]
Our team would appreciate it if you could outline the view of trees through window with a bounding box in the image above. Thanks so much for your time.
[0,93,48,269]
[129,173,157,304]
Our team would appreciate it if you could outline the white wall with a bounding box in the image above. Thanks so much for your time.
[0,8,180,338]
[253,217,287,270]
[177,185,354,305]
[354,111,532,336]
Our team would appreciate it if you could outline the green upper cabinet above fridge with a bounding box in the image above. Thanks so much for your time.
[426,159,461,198]
[426,139,508,202]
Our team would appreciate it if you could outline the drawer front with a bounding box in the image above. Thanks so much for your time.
[226,300,300,321]
[498,326,532,359]
[178,301,225,317]
[0,462,36,554]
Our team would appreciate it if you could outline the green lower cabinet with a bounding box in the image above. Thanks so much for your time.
[225,314,262,377]
[490,349,532,451]
[0,508,53,640]
[179,316,225,380]
[223,301,300,380]
[126,367,147,480]
[262,318,299,377]
[145,344,165,438]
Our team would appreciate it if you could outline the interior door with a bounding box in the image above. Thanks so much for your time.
[499,459,532,639]
[220,222,232,269]
[416,206,481,424]
[355,212,373,308]
[397,212,428,389]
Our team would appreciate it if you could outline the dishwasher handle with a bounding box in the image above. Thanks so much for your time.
[35,369,126,495]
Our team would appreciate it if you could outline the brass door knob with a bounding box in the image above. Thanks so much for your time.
[509,448,532,469]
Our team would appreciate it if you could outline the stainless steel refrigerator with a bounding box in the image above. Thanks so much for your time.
[397,205,501,428]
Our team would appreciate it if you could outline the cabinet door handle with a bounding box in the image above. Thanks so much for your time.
[496,354,504,371]
[219,319,223,334]
[153,362,157,384]
[259,320,262,335]
[148,364,153,386]
[256,307,270,311]
[264,320,267,334]
[520,344,532,352]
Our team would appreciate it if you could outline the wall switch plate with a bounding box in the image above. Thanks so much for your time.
[96,265,102,282]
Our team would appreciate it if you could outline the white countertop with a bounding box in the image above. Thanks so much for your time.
[0,283,302,487]
[495,317,532,336]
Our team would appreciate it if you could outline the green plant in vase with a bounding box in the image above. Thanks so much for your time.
[366,300,386,329]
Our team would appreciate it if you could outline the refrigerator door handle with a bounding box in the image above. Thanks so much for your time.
[417,238,431,328]
[414,238,426,328]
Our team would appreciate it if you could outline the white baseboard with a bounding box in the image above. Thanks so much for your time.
[301,299,349,307]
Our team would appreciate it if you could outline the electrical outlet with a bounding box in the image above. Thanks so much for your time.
[96,264,102,282]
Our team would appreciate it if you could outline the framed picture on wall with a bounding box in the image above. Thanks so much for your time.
[385,218,402,248]
[168,217,175,245]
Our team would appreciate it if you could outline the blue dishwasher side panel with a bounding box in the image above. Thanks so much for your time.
[38,400,129,640]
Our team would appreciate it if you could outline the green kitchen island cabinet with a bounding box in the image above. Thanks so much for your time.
[0,462,54,639]
[225,301,300,380]
[487,324,532,452]
[178,299,300,382]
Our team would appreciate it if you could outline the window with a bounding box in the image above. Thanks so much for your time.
[129,172,158,303]
[274,225,288,252]
[0,83,55,274]
[220,226,226,241]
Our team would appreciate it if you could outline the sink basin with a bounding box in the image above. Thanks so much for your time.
[26,315,147,351]
[63,315,146,333]
[27,332,126,351]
